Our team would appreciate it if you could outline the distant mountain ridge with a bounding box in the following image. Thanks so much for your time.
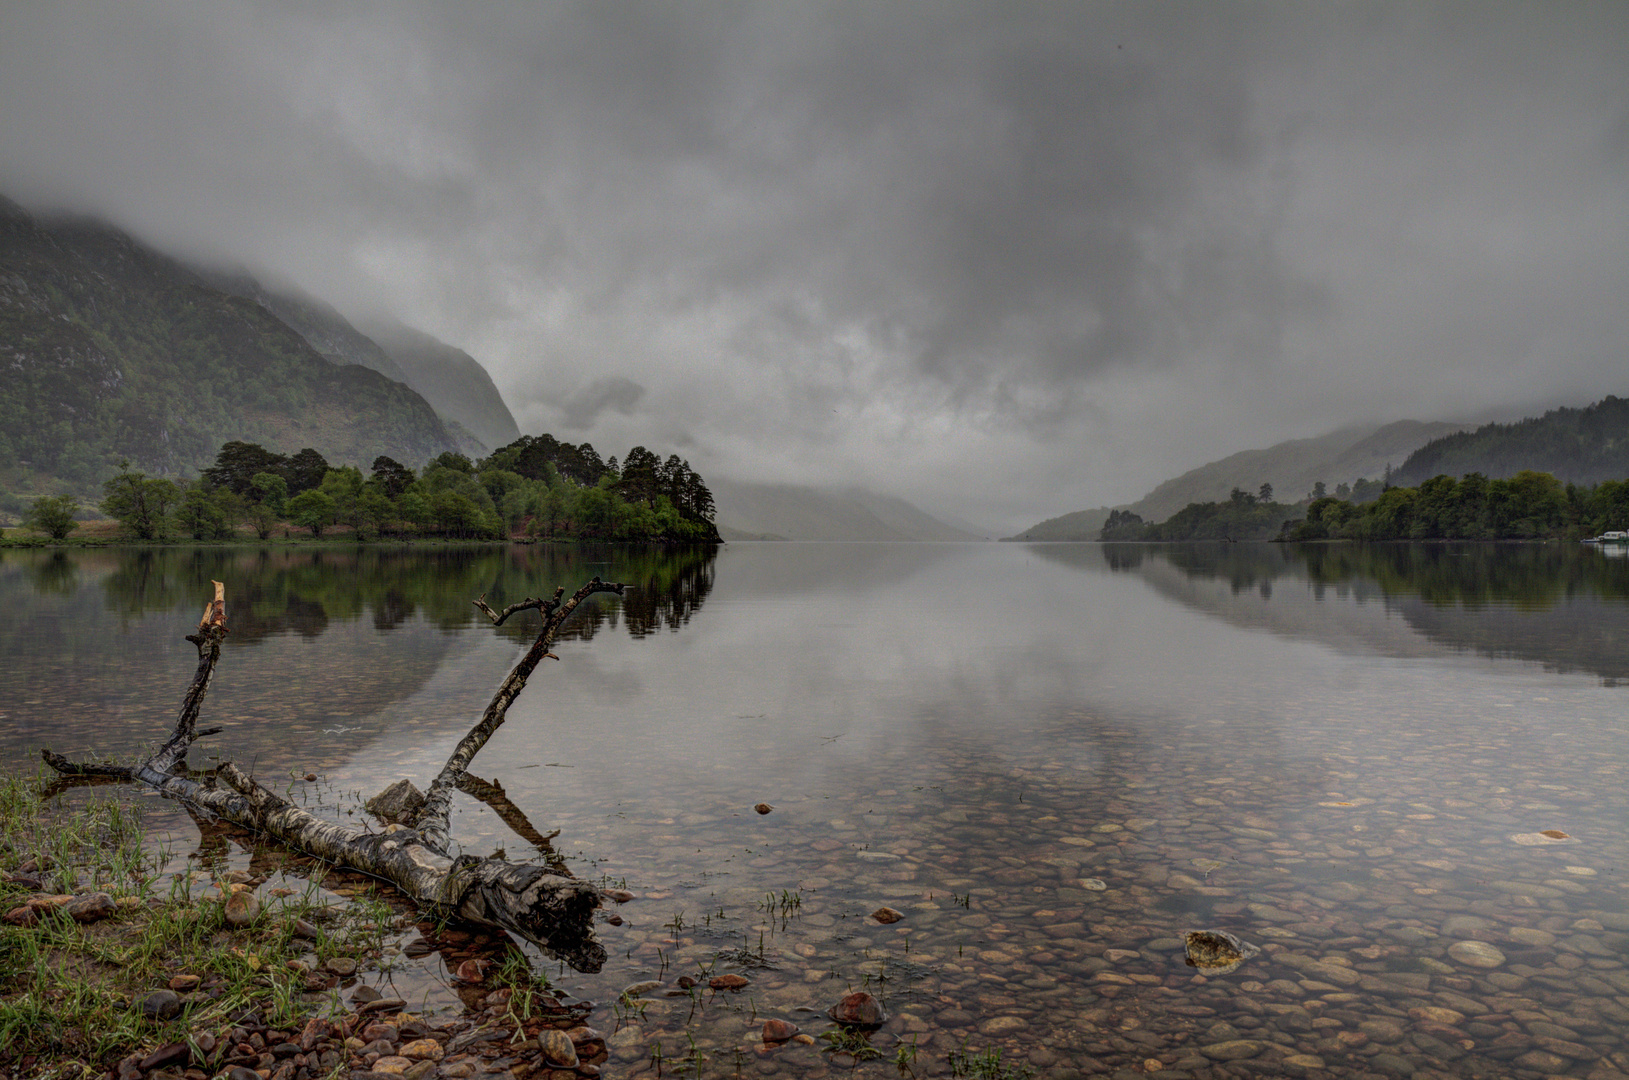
[1394,396,1629,488]
[1006,419,1472,540]
[0,196,524,495]
[0,197,461,485]
[711,479,982,541]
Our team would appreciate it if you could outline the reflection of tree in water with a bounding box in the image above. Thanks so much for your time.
[1094,540,1629,610]
[88,543,717,646]
[25,552,80,597]
[1089,540,1629,684]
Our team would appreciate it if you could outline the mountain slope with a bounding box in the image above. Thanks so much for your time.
[1394,396,1629,487]
[711,479,981,541]
[1005,418,1471,539]
[359,320,521,454]
[0,198,458,483]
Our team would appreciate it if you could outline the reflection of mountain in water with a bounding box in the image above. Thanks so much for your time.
[1056,542,1629,683]
[0,545,717,769]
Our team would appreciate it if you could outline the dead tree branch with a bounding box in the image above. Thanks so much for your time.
[42,577,625,972]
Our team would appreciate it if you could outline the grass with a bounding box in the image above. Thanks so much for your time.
[948,1043,1034,1080]
[0,768,385,1078]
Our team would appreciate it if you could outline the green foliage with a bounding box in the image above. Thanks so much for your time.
[1281,469,1591,541]
[285,489,336,537]
[22,494,79,540]
[1103,493,1294,542]
[174,483,239,541]
[99,465,179,540]
[248,471,288,514]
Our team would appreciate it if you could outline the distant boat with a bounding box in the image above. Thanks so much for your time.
[1589,531,1629,544]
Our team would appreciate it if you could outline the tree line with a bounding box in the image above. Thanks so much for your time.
[1280,469,1629,542]
[16,434,720,544]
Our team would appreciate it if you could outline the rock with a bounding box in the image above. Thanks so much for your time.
[3,905,37,927]
[66,892,116,923]
[538,1029,578,1067]
[602,889,635,903]
[1199,1040,1262,1061]
[1447,940,1505,968]
[621,980,662,998]
[455,959,488,982]
[979,1016,1027,1036]
[755,803,773,814]
[324,956,358,977]
[365,779,426,825]
[371,1056,413,1074]
[167,974,201,991]
[828,991,887,1027]
[304,772,318,781]
[136,1042,190,1071]
[1183,929,1260,975]
[223,889,259,927]
[292,918,322,940]
[399,1038,444,1061]
[871,906,903,924]
[137,989,182,1021]
[351,984,384,1004]
[1079,878,1108,890]
[762,1019,800,1042]
[709,973,750,990]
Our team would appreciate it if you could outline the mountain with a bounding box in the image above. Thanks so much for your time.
[1005,418,1472,540]
[196,271,517,456]
[1393,396,1629,488]
[711,479,982,541]
[0,198,461,488]
[358,321,521,455]
[1006,506,1113,542]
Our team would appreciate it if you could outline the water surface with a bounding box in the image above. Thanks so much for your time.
[4,541,1628,1078]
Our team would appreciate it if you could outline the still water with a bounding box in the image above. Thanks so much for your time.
[4,541,1629,1078]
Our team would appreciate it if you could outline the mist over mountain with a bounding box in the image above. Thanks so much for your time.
[358,320,521,455]
[711,479,980,542]
[1394,397,1629,489]
[1007,419,1472,540]
[0,198,462,485]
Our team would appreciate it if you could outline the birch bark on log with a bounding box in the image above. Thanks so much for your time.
[42,577,626,972]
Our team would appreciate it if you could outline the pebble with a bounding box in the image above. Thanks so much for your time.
[136,990,181,1021]
[1447,940,1506,968]
[827,991,887,1027]
[223,888,259,927]
[871,906,903,923]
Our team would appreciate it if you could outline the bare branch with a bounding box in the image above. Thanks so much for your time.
[473,585,564,626]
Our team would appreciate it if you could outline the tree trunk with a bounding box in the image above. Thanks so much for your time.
[43,577,626,973]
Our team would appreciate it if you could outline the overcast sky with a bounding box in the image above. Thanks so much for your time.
[3,2,1626,533]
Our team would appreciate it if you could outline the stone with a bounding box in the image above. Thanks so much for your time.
[137,990,182,1021]
[3,905,37,927]
[709,973,750,990]
[762,1019,799,1042]
[399,1038,444,1061]
[167,974,201,991]
[324,956,358,976]
[871,907,903,924]
[66,892,116,923]
[136,1042,190,1071]
[292,918,321,940]
[755,803,773,814]
[979,1016,1027,1036]
[1447,940,1505,968]
[1199,1040,1262,1061]
[371,1056,413,1075]
[1183,929,1260,975]
[365,779,425,825]
[538,1029,578,1067]
[828,991,888,1027]
[455,958,488,982]
[223,889,259,927]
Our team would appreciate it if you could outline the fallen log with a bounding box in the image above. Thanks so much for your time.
[43,576,626,972]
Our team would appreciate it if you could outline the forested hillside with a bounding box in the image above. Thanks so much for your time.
[1394,396,1629,487]
[0,198,459,490]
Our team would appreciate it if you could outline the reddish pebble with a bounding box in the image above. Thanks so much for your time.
[754,803,773,815]
[709,974,750,991]
[827,991,887,1027]
[762,1019,799,1042]
[871,907,903,924]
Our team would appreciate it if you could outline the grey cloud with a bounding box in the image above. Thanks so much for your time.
[556,375,646,431]
[1,2,1626,532]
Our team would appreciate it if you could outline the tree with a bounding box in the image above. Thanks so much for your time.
[23,494,79,540]
[286,490,336,537]
[175,484,238,541]
[370,456,415,498]
[245,500,280,541]
[428,450,474,474]
[1258,483,1274,504]
[1312,481,1327,500]
[249,472,289,515]
[285,448,331,494]
[203,441,289,496]
[101,464,180,541]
